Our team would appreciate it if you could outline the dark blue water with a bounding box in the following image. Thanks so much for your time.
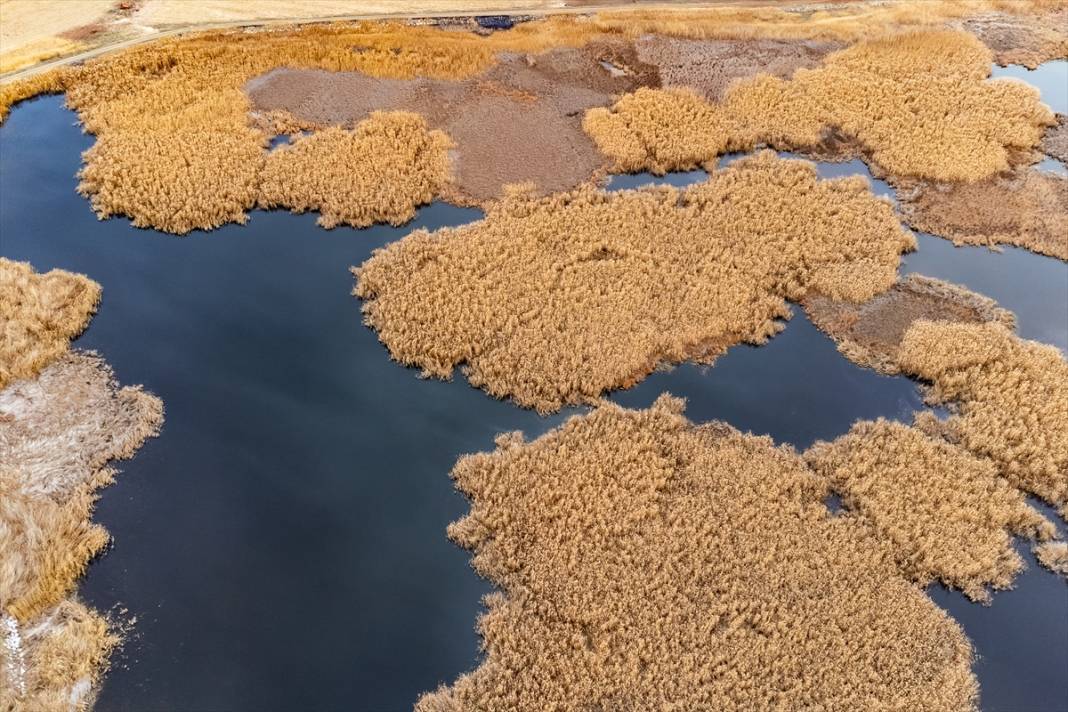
[1,91,1065,712]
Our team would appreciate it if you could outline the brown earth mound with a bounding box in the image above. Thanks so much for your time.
[634,36,838,102]
[807,419,1056,601]
[1042,114,1068,163]
[247,45,650,204]
[355,151,913,413]
[897,169,1068,261]
[803,274,1016,374]
[416,396,977,711]
[961,9,1068,68]
[0,259,100,390]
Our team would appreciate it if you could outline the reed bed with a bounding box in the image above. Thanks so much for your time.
[417,396,977,711]
[897,169,1068,261]
[0,259,100,390]
[1035,542,1068,574]
[897,321,1068,520]
[803,274,1016,374]
[0,601,116,712]
[355,151,914,413]
[807,419,1056,601]
[258,113,451,228]
[0,4,1060,233]
[0,350,161,712]
[586,30,1055,182]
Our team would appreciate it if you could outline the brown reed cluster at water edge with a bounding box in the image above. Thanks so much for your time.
[807,419,1057,601]
[257,113,452,229]
[0,258,100,389]
[585,30,1055,182]
[355,151,914,413]
[416,396,977,711]
[897,320,1068,520]
[0,350,162,712]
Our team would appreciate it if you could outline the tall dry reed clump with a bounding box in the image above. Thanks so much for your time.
[355,152,914,413]
[258,114,452,229]
[0,258,100,389]
[416,396,977,711]
[897,169,1068,261]
[806,419,1056,601]
[0,350,162,711]
[585,30,1055,182]
[802,274,1016,374]
[897,320,1068,519]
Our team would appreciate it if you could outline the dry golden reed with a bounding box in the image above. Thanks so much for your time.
[0,601,116,712]
[0,351,163,623]
[0,259,100,390]
[897,320,1068,515]
[586,30,1055,182]
[1034,541,1068,575]
[803,274,1016,374]
[807,419,1056,601]
[258,113,451,229]
[417,396,977,711]
[898,169,1068,261]
[0,348,161,712]
[356,152,914,413]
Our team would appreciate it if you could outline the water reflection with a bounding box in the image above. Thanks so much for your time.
[1,85,1066,712]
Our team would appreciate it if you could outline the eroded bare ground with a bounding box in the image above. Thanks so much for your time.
[1041,114,1068,163]
[247,42,647,204]
[959,9,1068,68]
[896,169,1068,261]
[417,396,978,711]
[803,274,1016,374]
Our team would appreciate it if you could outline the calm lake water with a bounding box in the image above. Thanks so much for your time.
[1,60,1066,712]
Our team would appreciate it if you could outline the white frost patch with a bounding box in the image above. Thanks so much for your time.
[69,678,92,707]
[2,614,27,698]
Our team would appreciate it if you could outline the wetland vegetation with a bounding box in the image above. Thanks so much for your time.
[1,2,1067,710]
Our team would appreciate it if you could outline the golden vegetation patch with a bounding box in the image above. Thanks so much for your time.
[0,350,163,622]
[355,152,914,413]
[0,601,116,712]
[803,274,1016,374]
[0,259,100,390]
[417,396,977,711]
[586,30,1055,182]
[807,419,1056,600]
[1035,541,1068,575]
[898,320,1068,515]
[897,169,1068,260]
[7,18,602,233]
[0,350,161,711]
[258,113,451,229]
